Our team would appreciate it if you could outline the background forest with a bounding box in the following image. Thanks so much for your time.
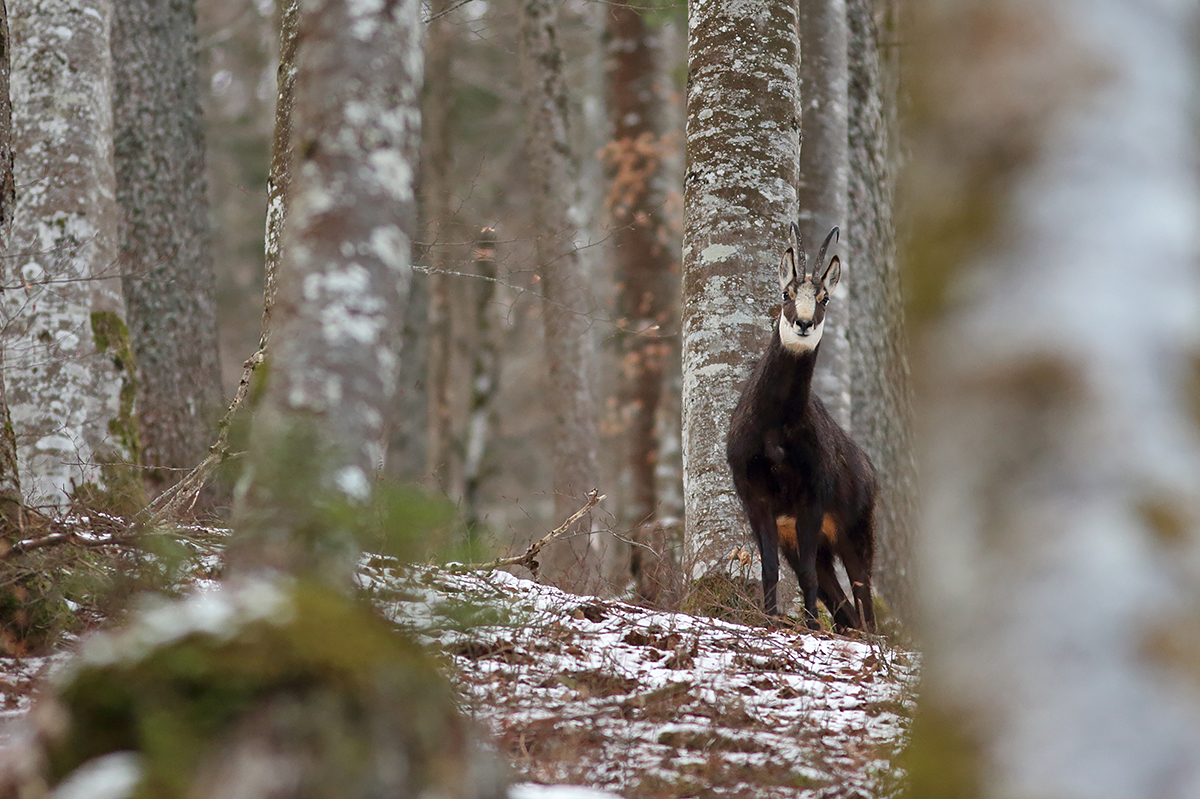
[0,0,1197,797]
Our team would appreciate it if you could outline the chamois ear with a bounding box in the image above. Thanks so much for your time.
[822,255,841,293]
[779,247,797,290]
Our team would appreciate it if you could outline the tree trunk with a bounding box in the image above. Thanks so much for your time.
[603,0,678,600]
[3,0,137,511]
[0,0,18,514]
[111,0,223,494]
[518,0,604,593]
[846,0,915,621]
[681,0,799,598]
[424,0,465,497]
[604,0,674,527]
[906,1,1200,795]
[461,227,500,534]
[232,0,422,578]
[798,0,852,431]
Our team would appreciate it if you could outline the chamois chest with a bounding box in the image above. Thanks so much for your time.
[726,344,837,511]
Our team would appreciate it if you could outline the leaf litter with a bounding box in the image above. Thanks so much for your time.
[360,557,919,799]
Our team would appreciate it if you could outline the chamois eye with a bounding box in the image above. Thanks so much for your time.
[818,294,829,305]
[781,291,789,302]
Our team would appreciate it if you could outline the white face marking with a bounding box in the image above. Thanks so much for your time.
[779,308,824,353]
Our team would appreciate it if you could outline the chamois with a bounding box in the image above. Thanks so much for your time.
[726,224,877,632]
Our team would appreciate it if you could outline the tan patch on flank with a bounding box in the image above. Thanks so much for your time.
[777,517,797,551]
[776,515,837,548]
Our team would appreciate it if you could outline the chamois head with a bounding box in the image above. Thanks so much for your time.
[778,224,840,354]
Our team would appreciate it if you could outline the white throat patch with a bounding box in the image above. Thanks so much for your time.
[779,309,823,353]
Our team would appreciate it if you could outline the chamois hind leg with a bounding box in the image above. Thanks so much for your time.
[745,502,782,618]
[816,537,861,632]
[840,514,876,633]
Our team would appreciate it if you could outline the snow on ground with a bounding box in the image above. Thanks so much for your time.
[0,548,917,798]
[361,557,919,799]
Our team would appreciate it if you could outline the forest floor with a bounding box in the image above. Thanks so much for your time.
[0,540,918,799]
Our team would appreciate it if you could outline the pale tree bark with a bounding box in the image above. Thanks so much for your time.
[603,0,678,600]
[798,0,851,431]
[906,1,1200,796]
[0,0,18,514]
[846,0,915,621]
[424,0,466,497]
[0,3,507,794]
[682,0,799,595]
[232,0,422,578]
[3,0,136,510]
[112,0,223,492]
[518,0,605,593]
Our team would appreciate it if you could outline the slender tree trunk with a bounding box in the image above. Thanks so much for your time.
[0,0,18,515]
[845,0,915,621]
[111,0,222,494]
[681,0,799,597]
[518,0,604,592]
[260,0,300,352]
[798,0,851,430]
[4,0,137,510]
[424,0,465,496]
[906,1,1200,796]
[233,0,422,578]
[462,227,500,533]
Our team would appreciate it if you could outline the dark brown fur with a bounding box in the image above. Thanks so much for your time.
[725,228,876,632]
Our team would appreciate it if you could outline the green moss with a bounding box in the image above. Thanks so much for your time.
[682,573,762,625]
[1187,350,1200,431]
[46,582,471,798]
[900,695,984,799]
[0,575,75,654]
[1137,493,1192,547]
[91,312,139,448]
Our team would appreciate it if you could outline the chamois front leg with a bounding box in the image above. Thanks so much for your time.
[745,502,782,618]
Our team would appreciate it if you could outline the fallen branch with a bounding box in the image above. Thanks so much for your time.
[451,490,604,575]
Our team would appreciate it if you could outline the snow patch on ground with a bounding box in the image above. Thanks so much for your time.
[361,558,918,799]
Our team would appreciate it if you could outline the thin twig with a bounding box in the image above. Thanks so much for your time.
[138,348,266,525]
[451,490,604,574]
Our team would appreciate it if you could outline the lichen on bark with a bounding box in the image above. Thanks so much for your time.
[681,0,800,588]
[3,0,137,510]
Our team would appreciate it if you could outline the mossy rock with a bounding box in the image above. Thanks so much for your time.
[38,578,506,799]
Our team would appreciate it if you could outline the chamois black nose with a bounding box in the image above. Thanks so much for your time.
[795,319,813,335]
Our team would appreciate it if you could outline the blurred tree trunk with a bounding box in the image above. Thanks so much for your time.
[424,0,466,497]
[462,226,500,534]
[0,0,18,516]
[422,0,458,499]
[846,0,915,621]
[906,1,1200,796]
[3,0,138,510]
[798,0,851,431]
[681,0,799,599]
[603,0,677,598]
[518,0,604,592]
[232,0,422,579]
[111,0,223,496]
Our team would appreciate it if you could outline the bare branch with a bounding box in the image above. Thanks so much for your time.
[451,490,605,575]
